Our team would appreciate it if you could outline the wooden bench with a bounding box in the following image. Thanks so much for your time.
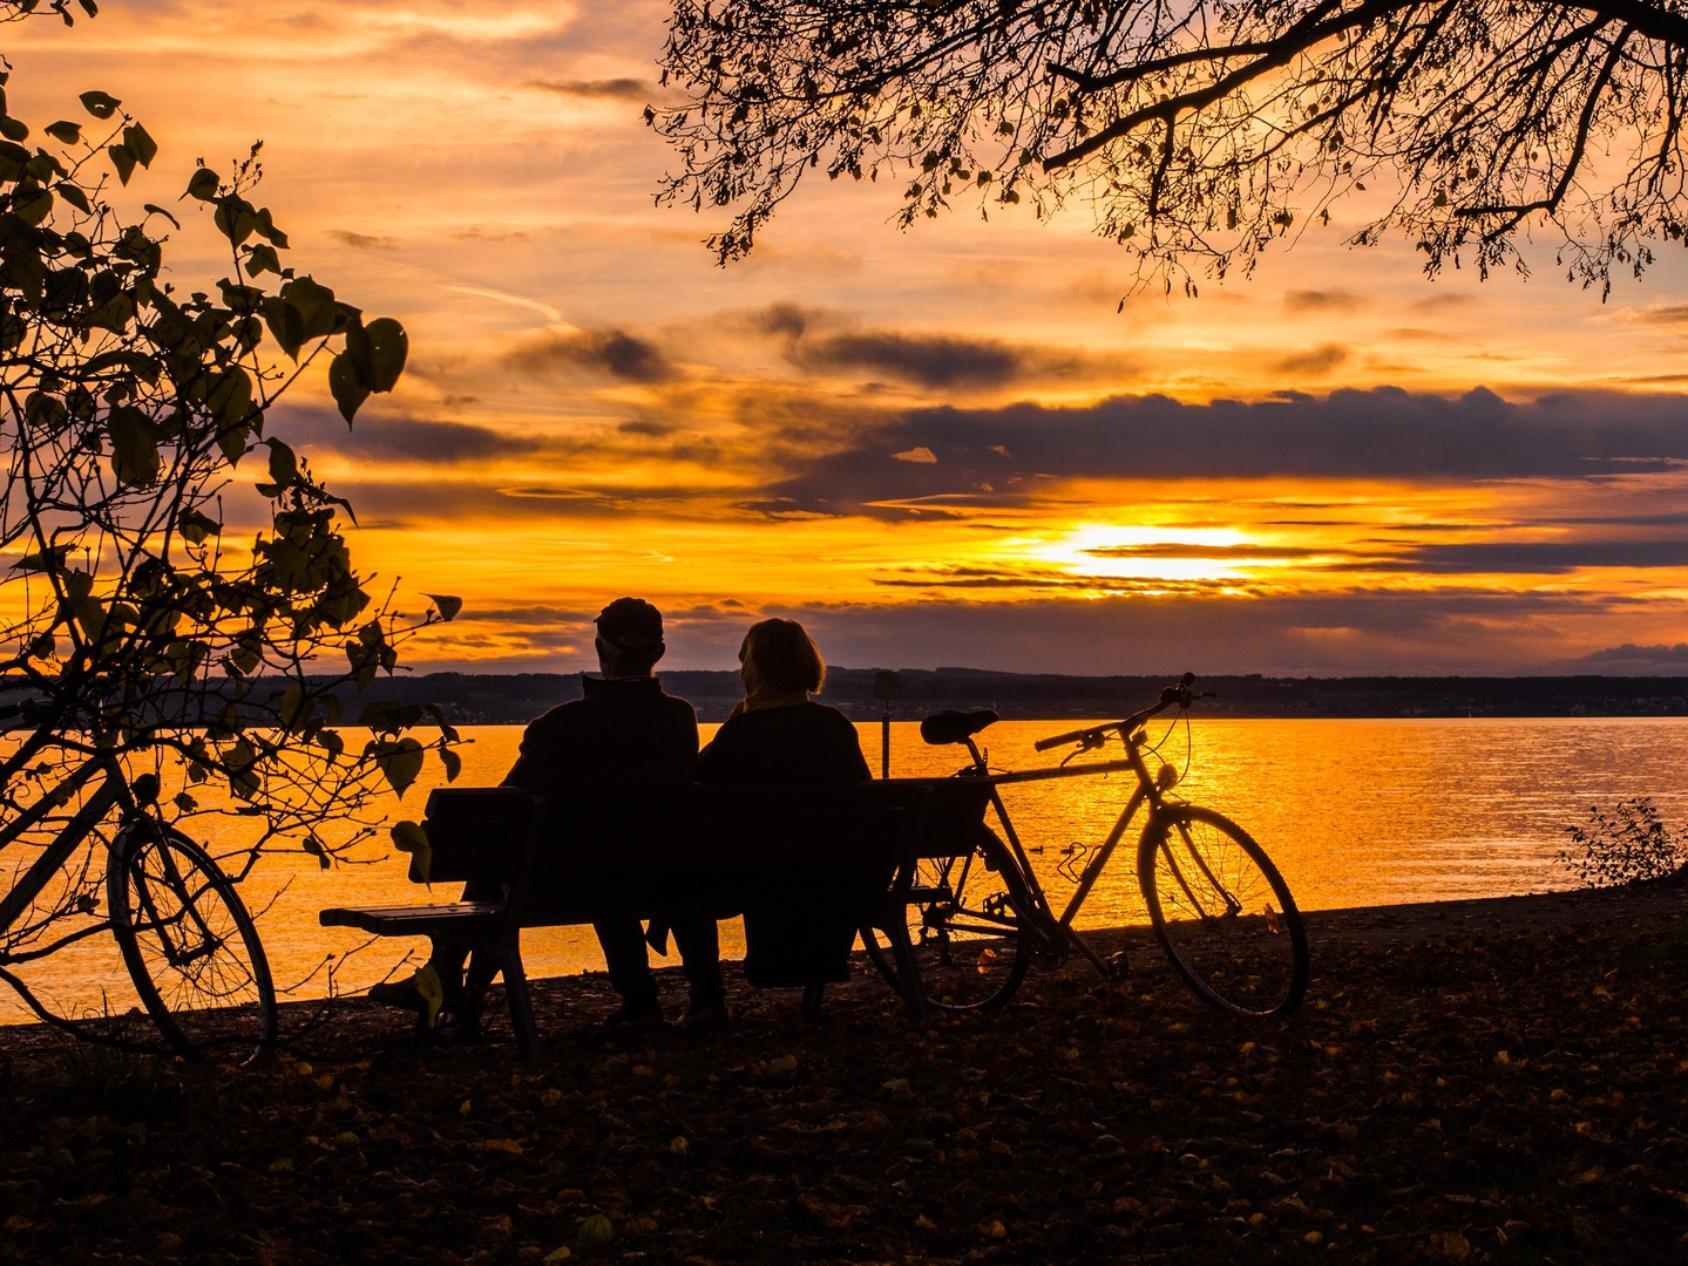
[320,778,992,1057]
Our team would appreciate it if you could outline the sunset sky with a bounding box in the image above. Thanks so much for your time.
[12,1,1688,677]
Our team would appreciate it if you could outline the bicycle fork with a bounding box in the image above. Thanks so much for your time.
[121,822,229,968]
[1157,817,1242,921]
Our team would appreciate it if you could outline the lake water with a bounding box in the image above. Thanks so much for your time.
[5,716,1684,1025]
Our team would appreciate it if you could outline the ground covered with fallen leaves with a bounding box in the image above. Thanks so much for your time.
[2,887,1685,1265]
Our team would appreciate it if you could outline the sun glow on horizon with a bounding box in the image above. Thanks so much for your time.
[1040,523,1255,583]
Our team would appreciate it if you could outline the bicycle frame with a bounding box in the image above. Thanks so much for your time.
[954,723,1177,975]
[0,753,148,960]
[0,710,279,1059]
[887,677,1308,1020]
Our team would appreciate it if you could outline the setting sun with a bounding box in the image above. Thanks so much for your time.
[1040,524,1259,585]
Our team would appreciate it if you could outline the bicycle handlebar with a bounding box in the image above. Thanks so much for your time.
[0,698,50,725]
[1032,672,1206,752]
[0,676,51,724]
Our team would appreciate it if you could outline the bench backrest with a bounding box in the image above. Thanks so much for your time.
[413,779,992,907]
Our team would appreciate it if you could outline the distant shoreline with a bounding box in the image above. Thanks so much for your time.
[7,668,1682,725]
[329,668,1688,724]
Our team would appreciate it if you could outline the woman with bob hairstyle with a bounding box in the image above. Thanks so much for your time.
[699,618,870,785]
[699,618,873,991]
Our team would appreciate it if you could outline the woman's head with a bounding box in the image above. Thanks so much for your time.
[738,618,825,698]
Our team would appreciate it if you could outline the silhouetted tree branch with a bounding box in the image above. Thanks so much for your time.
[654,1,1688,296]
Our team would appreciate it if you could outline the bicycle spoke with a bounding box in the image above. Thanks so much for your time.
[1141,807,1307,1018]
[864,827,1030,1011]
[111,825,275,1062]
[1172,820,1243,918]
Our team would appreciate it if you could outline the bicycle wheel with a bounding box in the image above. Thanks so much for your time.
[1138,805,1307,1018]
[108,821,277,1064]
[862,825,1031,1011]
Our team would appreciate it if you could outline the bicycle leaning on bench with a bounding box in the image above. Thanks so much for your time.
[0,697,276,1063]
[862,674,1309,1020]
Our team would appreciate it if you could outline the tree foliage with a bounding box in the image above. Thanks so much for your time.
[654,1,1688,295]
[0,2,458,1004]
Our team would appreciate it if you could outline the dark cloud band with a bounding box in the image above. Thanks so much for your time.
[753,387,1688,519]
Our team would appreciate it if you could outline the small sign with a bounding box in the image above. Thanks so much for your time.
[873,670,902,701]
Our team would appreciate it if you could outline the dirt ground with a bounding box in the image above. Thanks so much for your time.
[2,885,1685,1264]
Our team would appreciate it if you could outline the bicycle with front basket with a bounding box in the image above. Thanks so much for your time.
[863,673,1308,1019]
[0,696,276,1063]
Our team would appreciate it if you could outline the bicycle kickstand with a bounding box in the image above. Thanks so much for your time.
[1065,926,1123,980]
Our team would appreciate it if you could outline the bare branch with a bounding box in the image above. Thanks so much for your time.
[654,0,1688,291]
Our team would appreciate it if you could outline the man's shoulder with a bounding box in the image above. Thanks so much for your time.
[535,697,587,718]
[521,700,588,739]
[654,689,698,720]
[527,687,695,727]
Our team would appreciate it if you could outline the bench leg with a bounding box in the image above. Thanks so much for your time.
[881,915,930,1025]
[499,929,540,1062]
[801,982,825,1017]
[412,1008,435,1054]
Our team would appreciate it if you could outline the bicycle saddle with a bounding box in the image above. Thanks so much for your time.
[919,709,999,746]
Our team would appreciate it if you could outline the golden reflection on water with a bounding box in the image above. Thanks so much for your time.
[6,716,1686,1024]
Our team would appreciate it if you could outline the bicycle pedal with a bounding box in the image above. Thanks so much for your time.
[1027,938,1070,972]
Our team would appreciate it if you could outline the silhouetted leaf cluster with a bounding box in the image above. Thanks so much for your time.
[1562,798,1688,889]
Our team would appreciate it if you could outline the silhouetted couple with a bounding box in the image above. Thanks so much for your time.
[377,597,869,1036]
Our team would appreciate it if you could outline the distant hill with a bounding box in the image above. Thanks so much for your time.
[327,668,1688,724]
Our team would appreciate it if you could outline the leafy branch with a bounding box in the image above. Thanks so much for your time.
[0,2,463,1010]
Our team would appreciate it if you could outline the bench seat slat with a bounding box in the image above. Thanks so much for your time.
[320,902,505,933]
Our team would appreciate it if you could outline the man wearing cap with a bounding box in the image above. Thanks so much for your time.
[503,598,697,791]
[500,597,726,1028]
[372,597,727,1032]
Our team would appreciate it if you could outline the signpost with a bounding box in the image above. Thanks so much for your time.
[873,670,901,780]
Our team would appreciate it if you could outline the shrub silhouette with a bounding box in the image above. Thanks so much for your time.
[1561,798,1688,889]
